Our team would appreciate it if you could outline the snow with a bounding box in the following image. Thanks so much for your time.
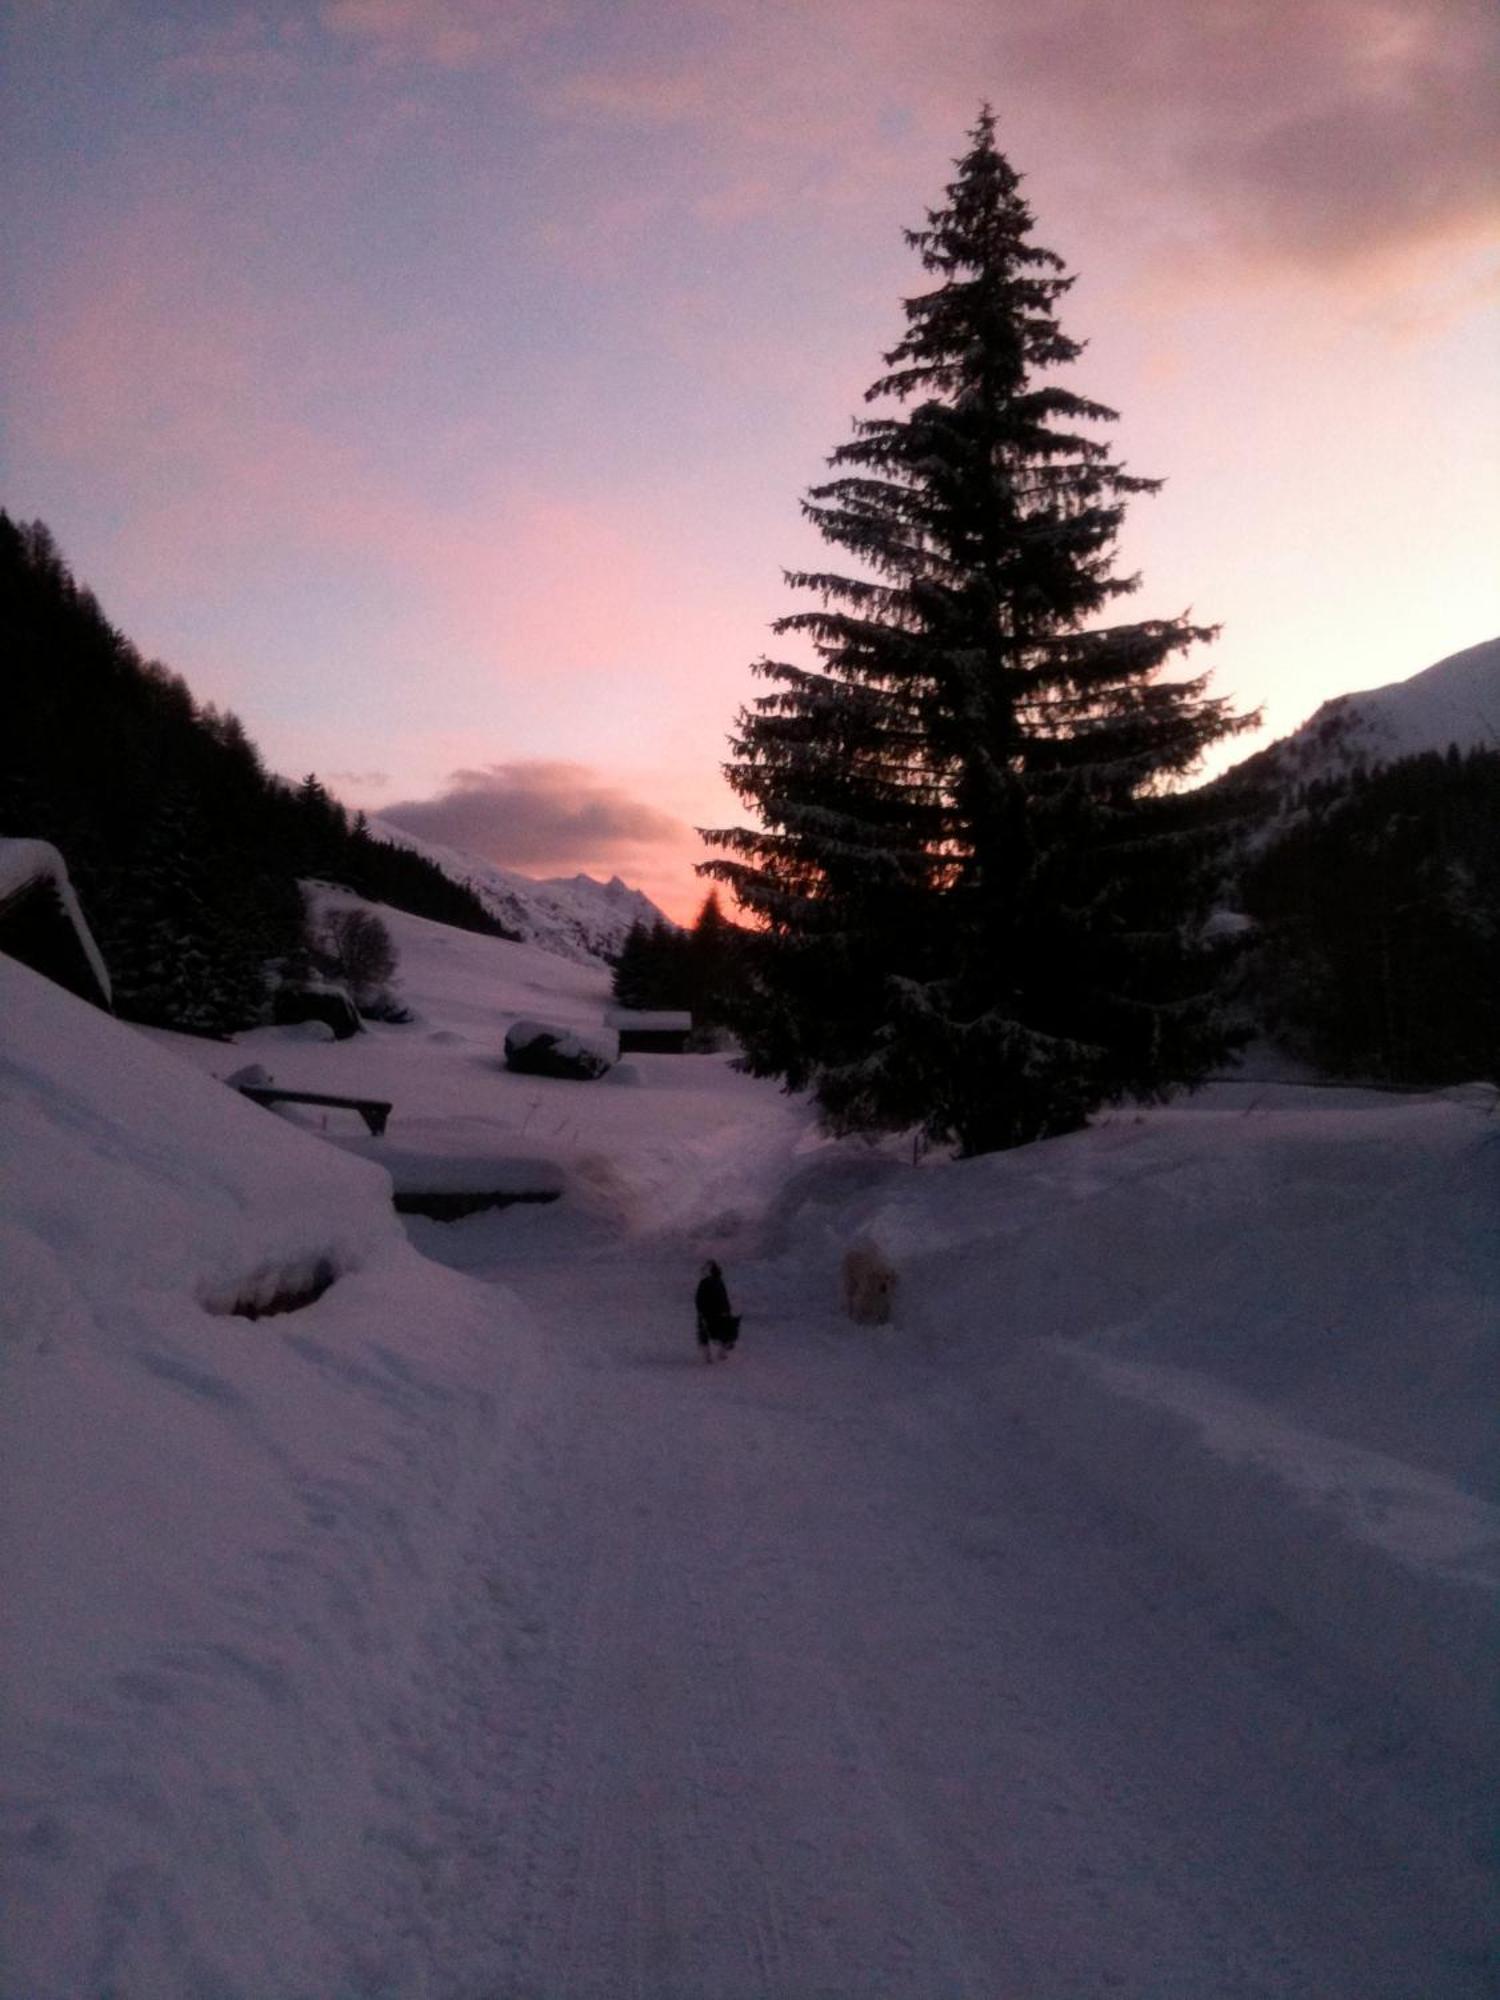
[0,951,536,1996]
[1229,633,1500,793]
[4,892,1497,1996]
[367,816,671,965]
[1333,633,1500,764]
[504,1016,620,1072]
[607,1006,694,1030]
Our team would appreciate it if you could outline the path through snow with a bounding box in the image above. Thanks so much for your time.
[342,1228,1497,2000]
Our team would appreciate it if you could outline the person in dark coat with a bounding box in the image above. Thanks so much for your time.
[694,1259,738,1361]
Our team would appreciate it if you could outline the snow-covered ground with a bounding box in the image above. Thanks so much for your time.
[3,898,1497,1996]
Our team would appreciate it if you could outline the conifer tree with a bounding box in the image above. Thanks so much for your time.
[611,919,652,1008]
[702,110,1254,1153]
[686,891,736,1024]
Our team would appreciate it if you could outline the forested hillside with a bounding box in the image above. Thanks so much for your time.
[0,515,514,1033]
[1238,746,1500,1083]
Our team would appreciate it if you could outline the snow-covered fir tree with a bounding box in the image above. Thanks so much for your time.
[702,110,1255,1154]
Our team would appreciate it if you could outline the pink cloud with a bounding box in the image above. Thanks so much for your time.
[547,69,712,125]
[319,0,543,69]
[382,758,685,868]
[525,0,1497,281]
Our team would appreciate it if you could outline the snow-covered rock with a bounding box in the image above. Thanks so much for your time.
[367,817,671,965]
[503,1016,618,1080]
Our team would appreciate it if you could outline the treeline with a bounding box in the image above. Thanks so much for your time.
[612,893,743,1026]
[0,514,514,1034]
[1239,746,1500,1084]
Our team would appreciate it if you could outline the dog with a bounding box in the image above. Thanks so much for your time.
[841,1240,898,1325]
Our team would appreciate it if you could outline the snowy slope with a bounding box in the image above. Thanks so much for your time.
[153,887,817,1240]
[367,814,671,964]
[0,953,539,1998]
[1223,633,1500,795]
[6,890,1498,1995]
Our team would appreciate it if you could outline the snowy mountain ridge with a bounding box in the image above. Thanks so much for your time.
[367,816,671,965]
[1220,634,1500,797]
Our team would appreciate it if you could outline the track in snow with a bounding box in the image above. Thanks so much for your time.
[344,1235,1498,2000]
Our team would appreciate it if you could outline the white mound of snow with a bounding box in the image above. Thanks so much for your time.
[0,953,536,1998]
[505,1015,618,1068]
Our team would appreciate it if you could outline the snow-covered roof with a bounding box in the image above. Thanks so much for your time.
[606,1008,693,1031]
[0,836,112,1005]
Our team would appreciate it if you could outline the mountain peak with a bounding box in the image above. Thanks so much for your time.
[366,821,671,965]
[1218,635,1500,797]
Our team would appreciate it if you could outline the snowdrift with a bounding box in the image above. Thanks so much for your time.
[0,954,536,1998]
[780,1082,1500,1766]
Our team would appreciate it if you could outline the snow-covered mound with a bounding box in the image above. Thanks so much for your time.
[368,815,671,965]
[1223,634,1500,795]
[0,952,535,1998]
[504,1016,619,1078]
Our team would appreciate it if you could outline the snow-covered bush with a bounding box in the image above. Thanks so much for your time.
[272,976,361,1039]
[314,904,408,1019]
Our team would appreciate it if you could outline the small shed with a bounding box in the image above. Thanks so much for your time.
[0,838,113,1010]
[606,1007,694,1054]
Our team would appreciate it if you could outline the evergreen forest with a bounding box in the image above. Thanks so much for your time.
[0,514,515,1035]
[611,892,743,1028]
[1238,748,1500,1085]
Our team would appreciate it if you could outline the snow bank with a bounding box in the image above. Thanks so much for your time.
[504,1015,619,1077]
[0,954,536,1998]
[785,1083,1500,1762]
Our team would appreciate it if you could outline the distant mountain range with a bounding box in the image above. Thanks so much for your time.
[1218,636,1500,799]
[368,817,672,965]
[365,638,1499,968]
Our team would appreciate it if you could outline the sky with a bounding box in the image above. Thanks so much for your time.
[4,0,1498,920]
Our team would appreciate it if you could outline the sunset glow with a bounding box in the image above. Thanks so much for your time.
[6,0,1497,919]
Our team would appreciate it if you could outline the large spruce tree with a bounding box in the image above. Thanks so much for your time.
[702,111,1254,1153]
